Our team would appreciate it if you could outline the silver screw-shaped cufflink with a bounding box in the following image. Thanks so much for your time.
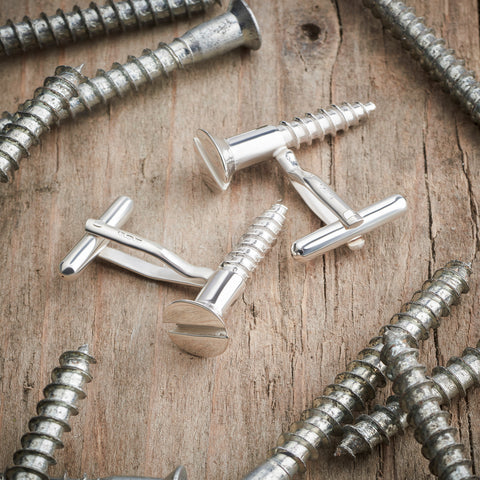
[164,203,287,357]
[59,197,287,357]
[195,102,407,262]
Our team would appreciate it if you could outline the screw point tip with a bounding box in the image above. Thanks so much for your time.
[78,344,90,354]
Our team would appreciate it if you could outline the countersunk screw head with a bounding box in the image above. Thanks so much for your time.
[164,300,229,358]
[229,0,262,50]
[195,129,233,191]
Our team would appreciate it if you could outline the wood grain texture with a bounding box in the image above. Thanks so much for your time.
[0,0,480,479]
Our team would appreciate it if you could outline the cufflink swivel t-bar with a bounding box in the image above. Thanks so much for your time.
[195,102,407,261]
[60,196,287,357]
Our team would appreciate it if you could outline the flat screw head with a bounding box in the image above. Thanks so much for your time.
[229,0,262,50]
[164,300,229,357]
[194,129,233,192]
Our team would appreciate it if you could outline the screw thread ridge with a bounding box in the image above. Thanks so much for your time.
[6,345,96,480]
[280,101,375,150]
[222,204,287,279]
[382,329,477,480]
[0,66,85,182]
[362,0,480,125]
[78,39,187,108]
[0,0,219,57]
[0,37,186,181]
[337,342,480,457]
[242,262,471,479]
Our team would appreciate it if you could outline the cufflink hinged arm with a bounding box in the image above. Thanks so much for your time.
[60,196,214,288]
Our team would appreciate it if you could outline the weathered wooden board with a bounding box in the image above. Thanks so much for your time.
[1,0,480,479]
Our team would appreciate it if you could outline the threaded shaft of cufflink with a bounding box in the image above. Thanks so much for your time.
[241,261,472,480]
[280,102,375,150]
[221,203,288,280]
[337,341,480,457]
[5,345,96,480]
[0,0,220,57]
[363,0,480,126]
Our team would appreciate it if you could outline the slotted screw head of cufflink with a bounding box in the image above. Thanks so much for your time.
[195,102,375,192]
[164,203,287,358]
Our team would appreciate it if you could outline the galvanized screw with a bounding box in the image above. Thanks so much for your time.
[5,345,96,480]
[164,203,287,358]
[362,0,480,126]
[381,269,476,480]
[0,65,86,182]
[0,0,261,182]
[0,0,220,57]
[58,470,188,480]
[241,261,472,480]
[337,341,480,457]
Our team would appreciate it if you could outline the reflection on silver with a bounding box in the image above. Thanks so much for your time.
[164,204,287,358]
[291,195,407,262]
[59,196,214,288]
[195,102,408,259]
[59,197,287,358]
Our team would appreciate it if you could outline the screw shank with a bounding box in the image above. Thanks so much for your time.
[0,0,219,57]
[363,0,480,125]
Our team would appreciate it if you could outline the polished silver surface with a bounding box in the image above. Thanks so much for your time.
[195,102,406,258]
[363,0,480,127]
[241,261,472,480]
[0,0,261,182]
[60,196,214,287]
[164,203,287,358]
[195,102,375,192]
[0,0,220,57]
[5,345,96,480]
[291,195,408,262]
[275,148,363,229]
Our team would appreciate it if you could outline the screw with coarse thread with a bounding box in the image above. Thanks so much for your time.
[0,0,221,57]
[5,345,96,480]
[382,276,477,480]
[0,0,261,183]
[337,340,480,457]
[241,261,472,480]
[362,0,480,126]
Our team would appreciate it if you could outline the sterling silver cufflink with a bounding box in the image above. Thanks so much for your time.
[195,102,407,262]
[60,196,287,357]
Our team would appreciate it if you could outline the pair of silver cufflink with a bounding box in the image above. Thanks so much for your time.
[59,102,407,358]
